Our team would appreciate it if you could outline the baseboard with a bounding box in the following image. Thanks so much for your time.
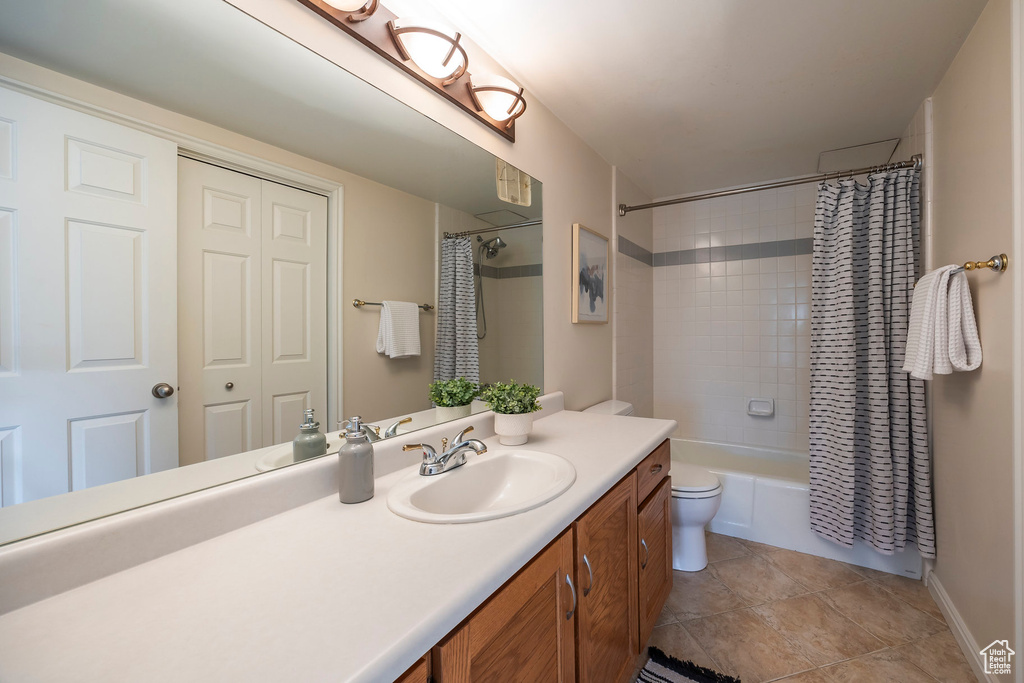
[927,571,996,682]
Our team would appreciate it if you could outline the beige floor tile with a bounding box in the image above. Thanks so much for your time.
[665,569,748,620]
[655,604,677,627]
[706,532,751,563]
[646,622,719,671]
[684,609,816,683]
[709,555,808,605]
[819,582,945,646]
[873,574,946,623]
[737,537,783,555]
[897,630,977,683]
[752,594,885,666]
[765,549,865,592]
[820,649,936,682]
[774,670,833,683]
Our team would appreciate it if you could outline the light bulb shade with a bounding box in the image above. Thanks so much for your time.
[387,18,468,86]
[321,0,377,21]
[467,73,527,129]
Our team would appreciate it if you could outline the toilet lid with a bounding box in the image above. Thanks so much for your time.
[671,464,721,492]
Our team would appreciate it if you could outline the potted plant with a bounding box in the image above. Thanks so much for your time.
[428,377,479,421]
[479,380,542,445]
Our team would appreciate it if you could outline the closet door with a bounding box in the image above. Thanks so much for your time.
[0,87,179,504]
[260,180,327,446]
[177,158,263,465]
[177,159,328,462]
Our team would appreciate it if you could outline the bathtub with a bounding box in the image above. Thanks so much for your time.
[671,438,923,579]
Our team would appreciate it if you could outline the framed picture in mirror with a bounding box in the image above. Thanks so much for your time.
[571,223,609,324]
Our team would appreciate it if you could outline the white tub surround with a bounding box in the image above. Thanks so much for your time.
[672,438,923,579]
[0,395,676,683]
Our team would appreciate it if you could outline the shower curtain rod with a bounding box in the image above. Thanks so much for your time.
[443,218,542,239]
[618,154,923,217]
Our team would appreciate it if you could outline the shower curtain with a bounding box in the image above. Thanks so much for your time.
[809,167,935,559]
[434,237,480,384]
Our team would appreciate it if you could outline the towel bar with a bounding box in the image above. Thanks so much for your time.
[953,254,1008,275]
[352,299,434,312]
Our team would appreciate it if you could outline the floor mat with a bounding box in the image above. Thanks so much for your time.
[636,646,742,683]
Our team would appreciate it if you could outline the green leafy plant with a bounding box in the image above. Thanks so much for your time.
[428,377,479,408]
[479,380,542,415]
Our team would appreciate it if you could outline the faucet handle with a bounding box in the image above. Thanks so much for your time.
[403,443,438,460]
[454,425,474,444]
[441,437,449,451]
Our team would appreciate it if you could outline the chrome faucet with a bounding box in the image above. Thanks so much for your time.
[403,426,488,476]
[384,417,412,438]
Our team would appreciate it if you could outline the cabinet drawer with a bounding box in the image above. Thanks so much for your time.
[636,439,670,504]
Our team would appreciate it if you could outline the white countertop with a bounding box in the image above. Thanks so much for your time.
[0,410,675,683]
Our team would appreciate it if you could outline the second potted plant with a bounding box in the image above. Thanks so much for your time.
[479,380,542,445]
[428,377,479,422]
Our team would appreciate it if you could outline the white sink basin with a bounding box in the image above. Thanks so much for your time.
[387,450,576,524]
[254,439,341,472]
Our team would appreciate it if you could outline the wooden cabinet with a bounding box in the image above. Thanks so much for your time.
[395,655,430,683]
[574,473,639,683]
[433,530,576,683]
[636,440,670,504]
[637,477,673,648]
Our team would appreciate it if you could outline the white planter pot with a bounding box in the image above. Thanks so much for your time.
[494,413,534,446]
[435,404,472,422]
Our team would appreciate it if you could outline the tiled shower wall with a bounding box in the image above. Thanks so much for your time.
[652,184,817,451]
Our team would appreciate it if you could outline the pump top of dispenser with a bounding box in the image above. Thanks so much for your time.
[344,416,369,439]
[299,408,320,431]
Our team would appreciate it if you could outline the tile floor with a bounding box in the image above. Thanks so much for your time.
[639,533,978,683]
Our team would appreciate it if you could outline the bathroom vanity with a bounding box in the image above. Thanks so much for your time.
[0,397,675,682]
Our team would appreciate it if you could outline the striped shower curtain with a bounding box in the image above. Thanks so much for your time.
[809,168,935,559]
[434,237,479,384]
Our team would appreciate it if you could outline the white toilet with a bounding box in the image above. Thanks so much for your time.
[582,400,722,572]
[670,464,723,572]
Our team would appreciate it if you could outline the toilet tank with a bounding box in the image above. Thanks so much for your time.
[582,400,634,416]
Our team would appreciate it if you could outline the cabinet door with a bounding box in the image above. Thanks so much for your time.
[638,477,672,649]
[575,472,638,683]
[434,530,576,683]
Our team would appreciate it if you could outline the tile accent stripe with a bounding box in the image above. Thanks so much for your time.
[651,238,813,267]
[474,263,542,279]
[618,235,653,266]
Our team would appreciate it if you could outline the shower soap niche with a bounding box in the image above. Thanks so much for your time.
[747,398,775,417]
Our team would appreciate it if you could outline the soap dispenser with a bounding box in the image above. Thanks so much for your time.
[292,409,328,463]
[339,416,374,504]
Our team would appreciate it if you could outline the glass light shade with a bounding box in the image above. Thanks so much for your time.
[322,0,377,21]
[323,0,370,10]
[468,73,527,127]
[388,18,468,86]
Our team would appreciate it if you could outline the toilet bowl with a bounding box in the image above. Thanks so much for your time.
[670,464,723,572]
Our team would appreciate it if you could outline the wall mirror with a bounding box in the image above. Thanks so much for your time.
[0,0,544,545]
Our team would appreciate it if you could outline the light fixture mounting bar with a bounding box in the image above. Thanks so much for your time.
[294,0,516,142]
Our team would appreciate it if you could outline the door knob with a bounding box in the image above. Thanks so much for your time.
[152,383,175,399]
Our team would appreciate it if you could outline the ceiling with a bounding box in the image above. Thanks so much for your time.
[0,0,541,220]
[425,0,987,198]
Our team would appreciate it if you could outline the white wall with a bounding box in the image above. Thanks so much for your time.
[229,0,615,411]
[613,169,654,418]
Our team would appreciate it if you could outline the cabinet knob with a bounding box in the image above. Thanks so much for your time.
[225,382,234,390]
[640,538,649,569]
[582,554,594,597]
[650,463,663,475]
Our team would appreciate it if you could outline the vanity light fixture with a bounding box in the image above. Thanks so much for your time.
[295,0,523,141]
[467,73,527,129]
[387,18,468,86]
[321,0,378,22]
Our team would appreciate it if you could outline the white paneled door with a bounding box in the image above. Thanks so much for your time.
[177,159,326,465]
[0,87,179,505]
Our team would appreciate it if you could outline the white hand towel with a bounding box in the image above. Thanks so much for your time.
[376,300,421,359]
[903,265,982,379]
[947,270,982,371]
